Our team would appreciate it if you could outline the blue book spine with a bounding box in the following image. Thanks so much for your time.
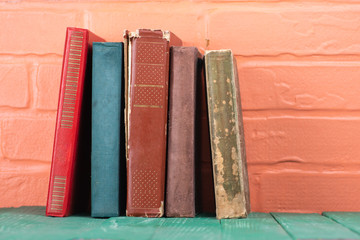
[91,42,124,217]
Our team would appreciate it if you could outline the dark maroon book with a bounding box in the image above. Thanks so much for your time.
[166,47,203,217]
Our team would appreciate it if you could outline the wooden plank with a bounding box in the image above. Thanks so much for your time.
[0,208,220,240]
[323,212,360,236]
[150,216,221,240]
[221,212,292,240]
[2,207,359,240]
[0,207,161,240]
[0,206,106,240]
[81,217,162,240]
[272,213,360,239]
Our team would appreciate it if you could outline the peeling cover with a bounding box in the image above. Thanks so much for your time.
[125,29,181,217]
[204,49,250,219]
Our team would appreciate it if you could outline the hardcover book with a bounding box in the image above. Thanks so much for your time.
[46,27,89,217]
[204,49,250,219]
[166,47,202,217]
[91,42,125,217]
[124,29,181,217]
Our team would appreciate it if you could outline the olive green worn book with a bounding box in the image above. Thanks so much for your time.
[204,49,250,219]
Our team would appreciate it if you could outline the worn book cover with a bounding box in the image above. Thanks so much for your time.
[166,47,202,217]
[91,42,125,217]
[124,29,182,217]
[204,49,250,219]
[46,27,89,217]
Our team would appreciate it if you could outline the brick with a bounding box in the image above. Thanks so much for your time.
[0,64,29,108]
[208,4,360,55]
[0,12,82,54]
[2,118,55,161]
[0,123,2,159]
[36,64,62,110]
[238,62,360,110]
[0,172,49,208]
[89,4,205,48]
[243,117,360,167]
[252,172,360,213]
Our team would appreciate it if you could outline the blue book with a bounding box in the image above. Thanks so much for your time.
[91,42,124,217]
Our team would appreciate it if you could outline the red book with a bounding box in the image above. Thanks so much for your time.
[46,27,89,217]
[124,29,181,217]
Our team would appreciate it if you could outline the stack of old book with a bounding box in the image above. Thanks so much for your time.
[46,27,250,220]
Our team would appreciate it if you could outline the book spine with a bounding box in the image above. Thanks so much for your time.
[46,27,89,217]
[91,42,123,217]
[166,47,199,217]
[204,50,250,219]
[123,31,130,167]
[126,29,170,217]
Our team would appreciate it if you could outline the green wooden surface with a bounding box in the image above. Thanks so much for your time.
[151,216,221,240]
[323,212,360,236]
[272,212,360,240]
[0,207,106,240]
[221,213,291,240]
[1,207,360,240]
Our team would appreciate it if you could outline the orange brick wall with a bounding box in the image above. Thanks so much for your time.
[1,1,360,213]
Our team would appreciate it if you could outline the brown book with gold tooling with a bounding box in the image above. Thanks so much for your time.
[166,47,202,217]
[124,29,181,217]
[204,49,250,219]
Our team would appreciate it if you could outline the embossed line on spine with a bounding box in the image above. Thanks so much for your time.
[133,85,164,109]
[134,84,163,88]
[50,176,66,213]
[60,32,84,129]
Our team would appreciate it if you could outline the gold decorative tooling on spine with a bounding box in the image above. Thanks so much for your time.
[50,176,66,212]
[60,31,84,129]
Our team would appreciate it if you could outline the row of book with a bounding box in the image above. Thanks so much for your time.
[46,27,250,220]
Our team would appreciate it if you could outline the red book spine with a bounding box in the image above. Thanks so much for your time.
[46,27,89,217]
[126,29,170,217]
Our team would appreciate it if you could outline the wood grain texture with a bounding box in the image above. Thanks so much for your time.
[151,217,221,240]
[323,212,360,236]
[1,207,360,240]
[221,213,291,240]
[272,213,360,239]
